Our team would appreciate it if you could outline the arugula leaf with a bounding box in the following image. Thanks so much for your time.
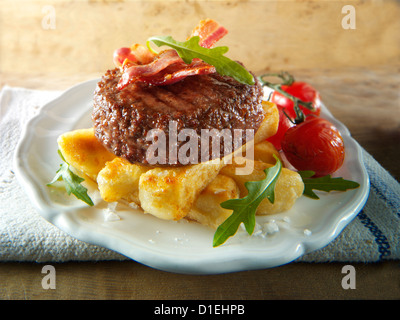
[47,150,94,206]
[298,171,360,199]
[147,35,255,85]
[213,156,282,247]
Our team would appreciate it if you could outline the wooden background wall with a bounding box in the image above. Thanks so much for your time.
[1,0,399,79]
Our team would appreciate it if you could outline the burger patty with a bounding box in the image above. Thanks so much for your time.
[92,68,264,166]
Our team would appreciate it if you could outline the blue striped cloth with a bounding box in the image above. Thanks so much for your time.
[297,149,400,262]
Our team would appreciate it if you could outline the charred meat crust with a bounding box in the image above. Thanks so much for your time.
[92,68,264,166]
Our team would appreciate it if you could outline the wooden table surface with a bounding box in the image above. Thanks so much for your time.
[0,64,399,301]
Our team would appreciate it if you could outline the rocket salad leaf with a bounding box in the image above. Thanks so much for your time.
[212,160,360,247]
[47,150,94,206]
[147,35,255,85]
[298,171,360,199]
[213,155,282,247]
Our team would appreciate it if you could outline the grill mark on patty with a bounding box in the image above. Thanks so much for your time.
[164,77,214,111]
[92,68,264,166]
[151,86,199,114]
[132,85,172,114]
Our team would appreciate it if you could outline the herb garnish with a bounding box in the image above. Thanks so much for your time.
[212,158,361,247]
[47,150,94,206]
[298,170,360,199]
[213,155,282,247]
[147,35,255,85]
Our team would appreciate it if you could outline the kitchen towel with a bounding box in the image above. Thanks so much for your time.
[0,85,399,264]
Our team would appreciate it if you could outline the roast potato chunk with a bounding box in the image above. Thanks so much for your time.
[97,157,149,204]
[243,140,281,164]
[139,159,225,220]
[188,174,240,229]
[253,101,279,144]
[57,128,115,181]
[220,157,304,214]
[226,101,279,174]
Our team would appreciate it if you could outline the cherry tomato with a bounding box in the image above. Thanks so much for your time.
[271,82,322,120]
[267,105,295,150]
[281,116,345,177]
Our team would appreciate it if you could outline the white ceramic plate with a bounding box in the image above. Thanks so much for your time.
[14,79,369,274]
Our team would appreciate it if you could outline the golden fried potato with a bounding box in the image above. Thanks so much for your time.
[243,140,281,164]
[220,157,304,215]
[187,174,239,229]
[57,128,115,181]
[253,140,281,164]
[97,157,150,204]
[254,101,279,144]
[138,159,225,220]
[225,101,279,174]
[56,110,298,229]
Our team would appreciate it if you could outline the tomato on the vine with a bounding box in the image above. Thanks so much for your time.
[271,81,322,120]
[260,72,345,176]
[281,116,345,177]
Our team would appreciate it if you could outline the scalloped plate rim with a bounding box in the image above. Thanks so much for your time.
[13,78,370,274]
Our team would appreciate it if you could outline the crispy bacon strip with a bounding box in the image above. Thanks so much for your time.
[130,44,157,65]
[117,50,183,89]
[115,19,228,90]
[135,61,216,86]
[189,18,228,48]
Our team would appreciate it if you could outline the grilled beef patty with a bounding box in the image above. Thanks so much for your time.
[92,68,264,166]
